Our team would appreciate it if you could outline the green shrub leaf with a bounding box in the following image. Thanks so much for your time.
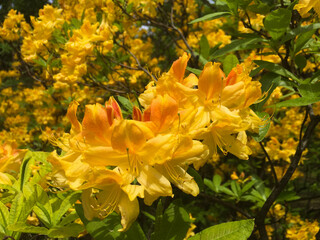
[189,219,254,240]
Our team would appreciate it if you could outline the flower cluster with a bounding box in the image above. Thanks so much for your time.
[0,9,29,41]
[49,53,263,230]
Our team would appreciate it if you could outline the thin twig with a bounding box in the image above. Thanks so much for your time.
[115,41,158,81]
[3,236,15,240]
[259,142,279,186]
[170,7,197,61]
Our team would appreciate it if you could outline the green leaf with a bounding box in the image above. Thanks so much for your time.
[85,213,123,240]
[33,58,47,67]
[189,219,254,240]
[70,18,82,29]
[74,204,89,225]
[51,29,68,44]
[200,35,210,60]
[241,180,257,194]
[213,174,222,192]
[254,60,301,83]
[117,96,133,114]
[0,201,9,235]
[30,151,50,162]
[271,96,320,108]
[33,203,52,228]
[251,112,271,142]
[126,3,134,13]
[223,54,239,75]
[125,221,147,240]
[52,191,81,226]
[189,12,231,24]
[219,186,236,196]
[59,211,79,226]
[32,184,53,227]
[310,70,320,83]
[294,30,316,54]
[142,211,155,221]
[20,183,38,221]
[231,181,240,198]
[225,0,239,15]
[295,54,307,70]
[152,201,191,240]
[85,212,146,240]
[204,178,215,192]
[298,82,320,98]
[254,73,281,111]
[153,199,164,240]
[186,66,202,76]
[76,203,146,240]
[187,167,204,192]
[288,0,299,11]
[247,1,270,14]
[8,193,24,225]
[264,8,292,40]
[281,23,320,44]
[47,223,84,238]
[210,38,264,59]
[19,152,35,191]
[7,222,48,235]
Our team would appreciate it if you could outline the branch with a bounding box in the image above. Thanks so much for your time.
[3,236,15,240]
[170,8,197,62]
[115,41,158,82]
[241,12,269,38]
[259,142,279,186]
[251,106,320,240]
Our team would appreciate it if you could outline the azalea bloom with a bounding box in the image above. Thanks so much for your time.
[0,141,27,185]
[80,167,143,231]
[49,53,265,231]
[294,0,320,17]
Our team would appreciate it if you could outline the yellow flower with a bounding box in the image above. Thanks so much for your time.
[0,141,26,174]
[221,64,262,110]
[294,0,320,17]
[143,94,179,134]
[80,167,143,231]
[198,62,225,103]
[84,123,208,205]
[0,141,27,185]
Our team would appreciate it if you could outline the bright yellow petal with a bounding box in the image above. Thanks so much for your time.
[137,165,172,205]
[221,82,246,109]
[158,163,199,196]
[172,140,209,170]
[117,192,140,232]
[111,120,154,153]
[294,0,314,17]
[169,52,190,81]
[122,184,145,201]
[67,101,82,134]
[82,103,112,145]
[198,62,224,101]
[83,146,127,167]
[149,94,178,133]
[140,134,176,165]
[181,73,198,87]
[82,184,122,220]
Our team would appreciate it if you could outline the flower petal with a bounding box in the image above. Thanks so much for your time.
[137,165,172,205]
[117,192,140,232]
